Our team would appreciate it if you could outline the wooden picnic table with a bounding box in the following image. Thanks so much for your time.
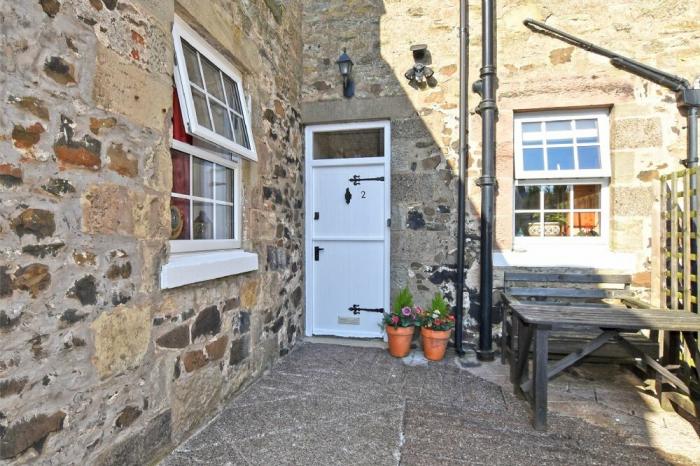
[509,303,700,431]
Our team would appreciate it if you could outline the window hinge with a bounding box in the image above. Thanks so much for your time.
[387,218,391,227]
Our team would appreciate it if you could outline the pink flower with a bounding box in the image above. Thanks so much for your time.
[401,306,412,316]
[435,319,442,326]
[391,315,399,324]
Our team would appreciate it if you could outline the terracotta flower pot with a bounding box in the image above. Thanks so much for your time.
[421,327,451,361]
[386,325,415,357]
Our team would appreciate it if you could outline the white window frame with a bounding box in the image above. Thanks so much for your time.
[172,16,257,162]
[514,108,611,180]
[169,139,242,254]
[513,178,610,246]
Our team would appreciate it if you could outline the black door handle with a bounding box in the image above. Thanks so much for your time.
[314,246,324,261]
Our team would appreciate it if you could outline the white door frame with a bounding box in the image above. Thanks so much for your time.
[304,120,392,337]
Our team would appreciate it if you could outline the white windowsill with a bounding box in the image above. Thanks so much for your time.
[160,249,258,289]
[494,245,636,271]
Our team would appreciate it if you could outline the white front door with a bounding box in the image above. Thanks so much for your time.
[305,121,391,338]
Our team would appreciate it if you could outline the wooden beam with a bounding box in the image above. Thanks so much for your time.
[520,330,618,393]
[616,335,690,394]
[533,327,549,431]
[504,272,632,284]
[508,287,619,299]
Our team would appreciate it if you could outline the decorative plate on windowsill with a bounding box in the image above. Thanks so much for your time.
[170,206,184,240]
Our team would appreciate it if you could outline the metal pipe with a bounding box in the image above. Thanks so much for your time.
[689,107,699,168]
[524,19,690,90]
[455,0,469,356]
[476,0,497,361]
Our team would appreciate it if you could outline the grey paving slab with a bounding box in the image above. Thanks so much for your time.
[161,342,698,466]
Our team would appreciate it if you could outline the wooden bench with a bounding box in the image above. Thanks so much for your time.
[509,303,700,430]
[500,271,657,364]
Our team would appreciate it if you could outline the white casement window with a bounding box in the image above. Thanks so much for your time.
[514,109,610,180]
[161,17,258,289]
[513,109,611,244]
[169,139,241,253]
[172,16,257,161]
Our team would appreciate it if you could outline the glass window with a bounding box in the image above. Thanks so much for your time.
[170,147,236,241]
[514,184,602,239]
[173,18,256,161]
[313,128,384,159]
[514,110,609,178]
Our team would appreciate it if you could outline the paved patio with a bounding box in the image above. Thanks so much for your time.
[161,341,699,465]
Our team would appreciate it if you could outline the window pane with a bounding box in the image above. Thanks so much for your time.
[515,186,540,210]
[578,145,601,169]
[546,138,574,145]
[223,76,243,113]
[514,213,540,237]
[171,149,190,195]
[572,212,601,237]
[573,185,601,209]
[544,185,570,209]
[544,213,570,237]
[170,197,190,240]
[210,99,233,139]
[215,205,234,239]
[547,146,575,170]
[182,41,203,88]
[192,88,212,130]
[313,128,384,159]
[575,119,597,130]
[192,157,214,199]
[215,165,233,202]
[522,122,541,133]
[192,201,214,239]
[577,137,599,144]
[523,148,544,171]
[201,57,225,102]
[232,114,250,149]
[545,120,572,132]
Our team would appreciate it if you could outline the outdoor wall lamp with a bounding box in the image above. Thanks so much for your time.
[336,48,354,98]
[404,44,435,87]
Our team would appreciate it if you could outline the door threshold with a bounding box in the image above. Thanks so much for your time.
[303,335,385,349]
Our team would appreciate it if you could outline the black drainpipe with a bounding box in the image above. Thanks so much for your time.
[455,0,469,356]
[473,0,497,361]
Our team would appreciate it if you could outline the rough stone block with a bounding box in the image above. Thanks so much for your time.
[93,45,170,130]
[156,325,190,349]
[205,335,229,361]
[13,264,51,298]
[612,118,663,149]
[12,209,55,239]
[191,306,221,341]
[0,411,65,459]
[91,305,151,378]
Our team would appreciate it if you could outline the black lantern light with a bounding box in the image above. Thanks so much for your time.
[336,48,354,98]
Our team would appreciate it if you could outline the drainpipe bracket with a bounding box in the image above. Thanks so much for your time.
[476,176,497,188]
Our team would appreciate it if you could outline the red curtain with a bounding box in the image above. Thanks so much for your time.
[172,88,193,144]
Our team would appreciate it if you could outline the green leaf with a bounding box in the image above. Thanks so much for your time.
[392,287,414,313]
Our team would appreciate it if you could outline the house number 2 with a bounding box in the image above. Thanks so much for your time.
[361,191,366,199]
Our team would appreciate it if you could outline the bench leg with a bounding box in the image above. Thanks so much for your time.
[500,304,507,365]
[509,314,519,384]
[513,321,532,396]
[533,327,549,431]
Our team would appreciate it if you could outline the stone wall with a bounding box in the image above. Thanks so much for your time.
[302,0,699,309]
[0,0,303,464]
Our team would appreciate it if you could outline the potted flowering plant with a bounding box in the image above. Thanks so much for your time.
[383,287,418,357]
[418,293,455,361]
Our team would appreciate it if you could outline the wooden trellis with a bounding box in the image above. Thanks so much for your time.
[659,168,700,392]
